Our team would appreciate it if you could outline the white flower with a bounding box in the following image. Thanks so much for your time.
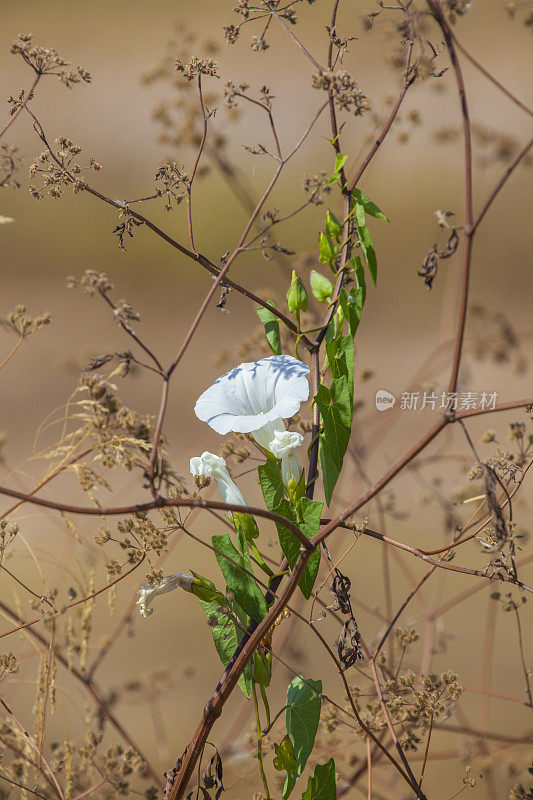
[190,451,247,508]
[136,573,194,618]
[269,429,304,487]
[194,355,310,449]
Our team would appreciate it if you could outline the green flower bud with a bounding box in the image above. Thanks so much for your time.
[189,571,227,605]
[252,647,272,687]
[286,270,309,313]
[310,269,334,303]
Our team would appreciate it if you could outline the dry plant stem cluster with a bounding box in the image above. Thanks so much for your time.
[1,2,532,799]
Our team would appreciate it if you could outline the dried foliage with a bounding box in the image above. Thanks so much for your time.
[0,4,532,800]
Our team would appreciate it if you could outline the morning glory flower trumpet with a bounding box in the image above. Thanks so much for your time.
[194,354,310,450]
[136,572,194,618]
[190,451,247,508]
[268,429,304,488]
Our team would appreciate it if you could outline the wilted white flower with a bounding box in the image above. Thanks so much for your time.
[190,451,247,508]
[137,573,194,618]
[194,355,310,449]
[269,429,304,487]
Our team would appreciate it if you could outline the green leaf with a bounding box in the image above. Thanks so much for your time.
[351,187,388,221]
[354,202,377,286]
[258,464,321,599]
[198,596,252,698]
[258,460,285,512]
[338,288,363,339]
[351,255,367,306]
[315,378,352,505]
[257,303,282,355]
[233,512,259,541]
[301,759,336,800]
[277,498,322,600]
[212,532,268,623]
[326,331,354,400]
[326,154,347,186]
[274,734,298,781]
[297,497,322,596]
[284,676,322,798]
[325,210,342,240]
[334,153,347,174]
[318,232,338,267]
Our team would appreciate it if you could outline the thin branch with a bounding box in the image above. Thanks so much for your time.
[449,28,533,118]
[347,41,415,192]
[23,108,303,341]
[0,698,65,800]
[0,336,24,372]
[269,7,323,70]
[513,607,533,710]
[373,567,436,659]
[0,599,164,788]
[0,556,146,640]
[186,75,209,254]
[0,490,308,546]
[0,773,51,800]
[96,288,164,373]
[426,0,474,395]
[473,136,533,232]
[361,639,424,798]
[320,519,533,593]
[0,73,40,140]
[0,446,93,521]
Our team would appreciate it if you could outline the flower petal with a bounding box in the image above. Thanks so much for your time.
[194,355,310,436]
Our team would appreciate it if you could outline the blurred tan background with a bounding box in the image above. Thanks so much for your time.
[1,1,532,798]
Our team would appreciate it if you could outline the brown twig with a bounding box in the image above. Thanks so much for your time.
[186,75,209,254]
[513,606,533,710]
[0,599,164,788]
[473,136,533,232]
[0,697,65,800]
[448,28,533,118]
[0,73,40,140]
[23,107,305,343]
[426,0,473,396]
[347,41,415,193]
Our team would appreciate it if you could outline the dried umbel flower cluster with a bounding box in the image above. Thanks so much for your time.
[442,0,474,24]
[28,137,101,199]
[312,69,369,115]
[223,80,273,111]
[435,122,533,168]
[117,512,169,561]
[67,268,113,296]
[467,301,525,372]
[10,32,91,85]
[0,652,19,678]
[142,23,230,177]
[0,520,19,558]
[352,665,463,745]
[155,161,189,209]
[5,303,50,337]
[223,0,316,49]
[1,4,532,800]
[175,56,219,81]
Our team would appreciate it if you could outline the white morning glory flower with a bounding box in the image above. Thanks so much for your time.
[269,429,304,487]
[190,451,247,508]
[194,355,310,449]
[137,573,194,618]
